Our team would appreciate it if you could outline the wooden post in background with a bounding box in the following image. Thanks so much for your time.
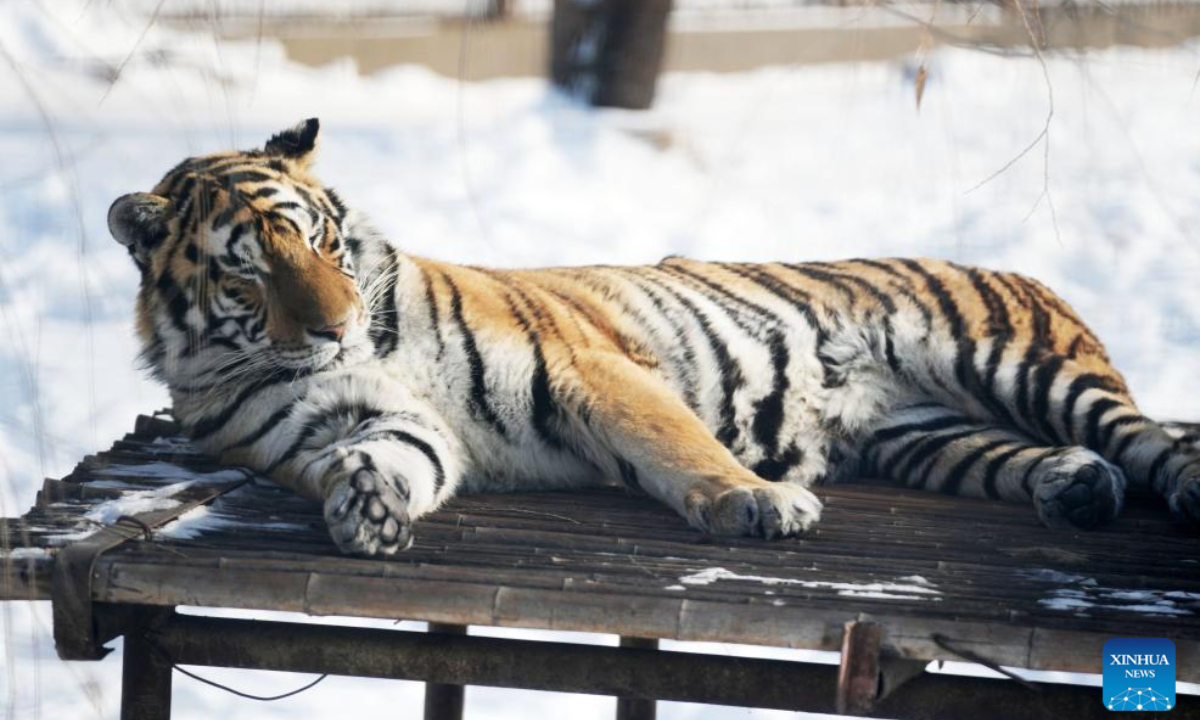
[488,0,512,21]
[550,0,673,109]
[424,623,468,720]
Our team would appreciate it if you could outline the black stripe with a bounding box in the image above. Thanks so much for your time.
[615,273,701,411]
[963,267,1015,412]
[1112,425,1145,468]
[265,403,383,475]
[981,444,1030,500]
[1008,276,1053,437]
[614,455,641,491]
[665,264,796,463]
[722,264,842,388]
[419,267,446,360]
[865,414,970,457]
[501,289,567,452]
[188,373,289,441]
[221,171,276,186]
[750,337,790,461]
[938,439,1013,496]
[369,246,400,357]
[1020,448,1061,496]
[826,266,897,313]
[1146,447,1173,493]
[442,273,508,440]
[1084,395,1122,450]
[821,267,902,372]
[365,429,446,493]
[781,263,858,305]
[221,403,295,452]
[1022,278,1100,346]
[899,261,1013,426]
[1099,414,1142,454]
[1060,374,1122,445]
[898,261,984,401]
[723,264,828,338]
[223,222,249,260]
[751,443,803,482]
[1030,355,1066,444]
[846,258,935,329]
[892,428,983,484]
[636,273,745,447]
[155,270,191,335]
[268,212,301,238]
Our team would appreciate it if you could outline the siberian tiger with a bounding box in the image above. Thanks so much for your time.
[107,119,1200,556]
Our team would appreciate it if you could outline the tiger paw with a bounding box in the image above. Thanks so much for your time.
[1167,473,1200,526]
[689,482,822,539]
[1033,448,1126,530]
[324,464,412,556]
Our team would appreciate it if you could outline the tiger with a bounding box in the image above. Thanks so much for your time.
[106,118,1200,556]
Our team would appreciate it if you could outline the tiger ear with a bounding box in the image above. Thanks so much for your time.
[109,192,171,265]
[264,118,319,168]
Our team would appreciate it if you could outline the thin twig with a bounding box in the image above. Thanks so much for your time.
[99,0,170,105]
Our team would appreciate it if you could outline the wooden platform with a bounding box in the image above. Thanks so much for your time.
[3,413,1200,717]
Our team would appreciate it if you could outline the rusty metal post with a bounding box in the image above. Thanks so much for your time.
[424,623,467,720]
[616,637,657,720]
[122,628,172,720]
[836,621,884,716]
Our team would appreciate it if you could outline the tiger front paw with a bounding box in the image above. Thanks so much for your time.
[688,482,822,539]
[324,463,412,556]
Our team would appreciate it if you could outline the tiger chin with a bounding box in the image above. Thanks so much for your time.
[108,118,1200,557]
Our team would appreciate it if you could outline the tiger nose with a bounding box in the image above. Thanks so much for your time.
[308,322,347,342]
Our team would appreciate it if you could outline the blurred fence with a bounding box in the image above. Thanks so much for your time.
[111,0,1200,22]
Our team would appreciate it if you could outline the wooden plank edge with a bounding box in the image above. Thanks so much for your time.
[91,559,1200,681]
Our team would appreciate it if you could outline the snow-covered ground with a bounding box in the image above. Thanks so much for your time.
[2,1,1200,718]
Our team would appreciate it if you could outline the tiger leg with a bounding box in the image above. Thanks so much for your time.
[571,353,822,538]
[862,403,1127,529]
[996,359,1200,524]
[215,376,463,556]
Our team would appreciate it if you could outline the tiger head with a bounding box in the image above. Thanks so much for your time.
[108,119,373,389]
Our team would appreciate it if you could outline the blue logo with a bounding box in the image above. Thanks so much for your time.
[1103,638,1175,711]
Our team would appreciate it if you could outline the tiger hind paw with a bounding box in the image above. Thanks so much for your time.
[1032,448,1126,530]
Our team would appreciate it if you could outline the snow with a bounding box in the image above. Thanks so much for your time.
[2,0,1200,716]
[157,486,309,539]
[1040,596,1095,612]
[1018,568,1097,584]
[676,567,943,599]
[1024,569,1200,618]
[93,462,250,482]
[80,484,187,524]
[0,548,51,560]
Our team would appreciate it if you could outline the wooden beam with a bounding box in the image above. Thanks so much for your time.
[98,560,1200,683]
[425,623,467,720]
[144,613,1161,719]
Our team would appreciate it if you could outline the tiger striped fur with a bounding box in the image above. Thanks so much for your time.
[107,119,1200,556]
